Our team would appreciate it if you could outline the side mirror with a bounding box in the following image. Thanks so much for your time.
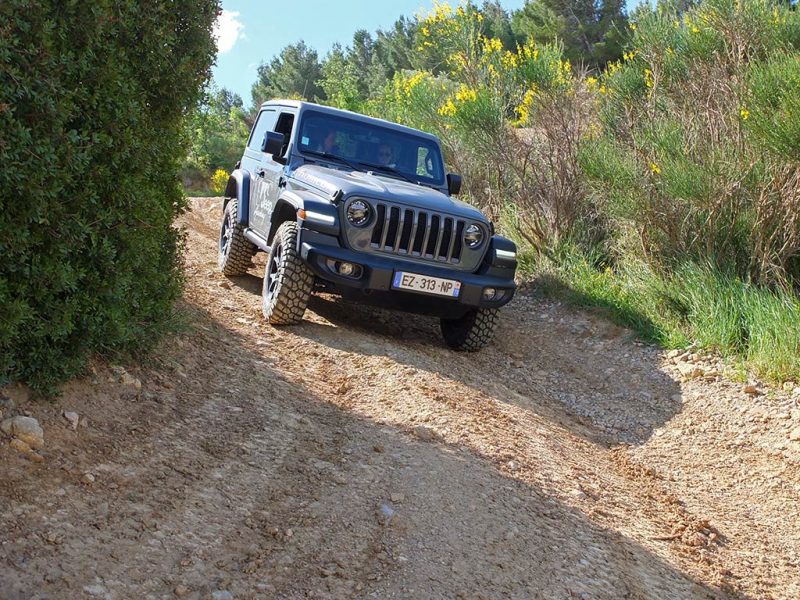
[261,131,285,156]
[446,173,462,196]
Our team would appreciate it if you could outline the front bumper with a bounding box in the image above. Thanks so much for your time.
[298,229,516,314]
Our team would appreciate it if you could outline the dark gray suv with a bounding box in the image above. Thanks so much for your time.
[219,101,517,350]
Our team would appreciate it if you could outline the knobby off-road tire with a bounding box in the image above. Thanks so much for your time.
[218,199,257,276]
[441,308,499,351]
[262,221,314,325]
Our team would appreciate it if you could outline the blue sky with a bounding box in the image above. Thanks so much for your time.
[212,0,528,104]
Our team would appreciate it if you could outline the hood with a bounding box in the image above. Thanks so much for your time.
[290,163,486,222]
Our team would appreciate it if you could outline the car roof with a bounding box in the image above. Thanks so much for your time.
[259,100,441,144]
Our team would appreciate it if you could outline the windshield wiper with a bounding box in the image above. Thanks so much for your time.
[301,149,362,172]
[355,160,419,185]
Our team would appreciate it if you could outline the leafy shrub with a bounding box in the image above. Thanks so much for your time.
[0,0,219,392]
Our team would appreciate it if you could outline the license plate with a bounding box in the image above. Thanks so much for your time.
[392,271,461,298]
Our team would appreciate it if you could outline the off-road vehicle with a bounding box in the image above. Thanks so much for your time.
[218,101,517,350]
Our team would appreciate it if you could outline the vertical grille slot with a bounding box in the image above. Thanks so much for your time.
[398,209,414,253]
[452,221,465,261]
[415,212,430,255]
[371,203,386,245]
[424,215,439,256]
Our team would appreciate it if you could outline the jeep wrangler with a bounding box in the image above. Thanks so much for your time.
[218,101,517,350]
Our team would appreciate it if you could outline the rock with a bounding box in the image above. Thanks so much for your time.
[83,584,109,598]
[1,416,44,449]
[783,381,795,393]
[372,443,385,453]
[219,280,232,289]
[121,372,142,390]
[677,363,704,379]
[377,503,395,526]
[789,427,800,442]
[742,384,760,395]
[390,493,405,503]
[666,349,683,359]
[413,425,436,441]
[9,438,44,462]
[63,411,79,430]
[0,394,15,419]
[82,473,96,485]
[211,591,234,600]
[174,585,190,597]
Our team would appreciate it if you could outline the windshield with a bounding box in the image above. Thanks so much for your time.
[296,110,446,186]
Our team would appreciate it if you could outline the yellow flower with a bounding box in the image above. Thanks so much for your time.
[650,162,661,174]
[514,86,538,125]
[586,76,598,89]
[644,68,654,88]
[740,107,750,120]
[630,23,637,30]
[455,85,477,103]
[439,99,457,117]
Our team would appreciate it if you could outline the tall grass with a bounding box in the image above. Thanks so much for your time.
[529,250,800,382]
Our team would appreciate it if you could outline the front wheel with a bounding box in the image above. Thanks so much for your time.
[262,221,314,325]
[440,308,499,351]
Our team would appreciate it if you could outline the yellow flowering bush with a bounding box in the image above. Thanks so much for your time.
[210,168,229,196]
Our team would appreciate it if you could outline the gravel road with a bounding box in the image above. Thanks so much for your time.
[1,197,799,600]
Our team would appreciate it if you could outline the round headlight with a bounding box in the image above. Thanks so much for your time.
[346,200,371,227]
[464,223,484,248]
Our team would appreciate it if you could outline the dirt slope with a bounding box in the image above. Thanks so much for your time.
[2,197,799,600]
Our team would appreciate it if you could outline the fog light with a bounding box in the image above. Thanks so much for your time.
[483,287,497,300]
[338,262,356,276]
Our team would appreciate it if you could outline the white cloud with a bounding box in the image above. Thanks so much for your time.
[213,10,244,54]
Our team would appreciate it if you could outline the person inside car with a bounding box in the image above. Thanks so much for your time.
[377,143,396,168]
[317,128,339,154]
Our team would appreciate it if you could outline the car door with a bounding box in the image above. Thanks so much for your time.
[243,108,278,233]
[255,110,296,241]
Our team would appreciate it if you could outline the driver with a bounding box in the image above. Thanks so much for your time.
[377,143,395,167]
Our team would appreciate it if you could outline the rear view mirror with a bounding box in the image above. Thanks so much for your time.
[447,173,462,196]
[261,131,285,156]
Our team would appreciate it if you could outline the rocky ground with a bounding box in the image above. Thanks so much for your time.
[1,197,799,600]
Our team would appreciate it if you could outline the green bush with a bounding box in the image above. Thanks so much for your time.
[0,0,219,392]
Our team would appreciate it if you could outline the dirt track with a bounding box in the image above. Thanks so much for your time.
[2,197,800,600]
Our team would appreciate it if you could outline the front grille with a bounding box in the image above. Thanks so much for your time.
[369,202,466,264]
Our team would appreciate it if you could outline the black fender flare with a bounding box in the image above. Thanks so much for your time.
[269,189,340,244]
[223,169,251,227]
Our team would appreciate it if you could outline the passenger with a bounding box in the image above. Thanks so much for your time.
[317,128,339,154]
